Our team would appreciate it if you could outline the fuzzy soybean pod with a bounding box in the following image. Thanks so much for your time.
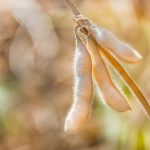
[88,37,130,112]
[65,33,93,133]
[86,21,143,63]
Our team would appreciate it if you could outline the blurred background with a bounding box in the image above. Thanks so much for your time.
[0,0,150,149]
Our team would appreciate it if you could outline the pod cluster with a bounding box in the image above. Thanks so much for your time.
[65,16,143,133]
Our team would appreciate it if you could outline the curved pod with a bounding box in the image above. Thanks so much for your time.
[87,21,142,63]
[88,37,130,112]
[65,34,93,133]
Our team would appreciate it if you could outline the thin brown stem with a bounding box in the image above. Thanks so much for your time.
[63,0,80,16]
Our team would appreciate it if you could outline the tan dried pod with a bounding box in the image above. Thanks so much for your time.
[88,37,130,112]
[87,22,142,63]
[65,32,93,133]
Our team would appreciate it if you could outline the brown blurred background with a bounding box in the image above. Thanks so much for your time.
[0,0,150,149]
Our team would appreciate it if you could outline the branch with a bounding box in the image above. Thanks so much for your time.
[62,0,80,16]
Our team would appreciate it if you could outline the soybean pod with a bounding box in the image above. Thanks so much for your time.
[88,21,142,63]
[65,31,93,133]
[88,37,130,112]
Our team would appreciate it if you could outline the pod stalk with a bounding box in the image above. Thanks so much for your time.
[63,0,80,16]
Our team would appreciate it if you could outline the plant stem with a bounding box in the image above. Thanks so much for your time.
[63,0,80,16]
